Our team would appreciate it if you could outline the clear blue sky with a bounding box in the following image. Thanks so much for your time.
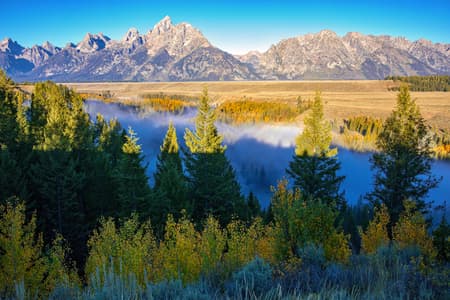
[2,0,449,54]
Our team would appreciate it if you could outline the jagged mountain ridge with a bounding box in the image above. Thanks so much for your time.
[1,17,449,81]
[247,30,450,80]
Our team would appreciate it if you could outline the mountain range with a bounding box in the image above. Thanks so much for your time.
[1,16,449,82]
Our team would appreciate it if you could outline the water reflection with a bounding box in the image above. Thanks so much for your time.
[84,100,450,211]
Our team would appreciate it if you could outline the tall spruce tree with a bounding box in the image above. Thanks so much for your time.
[29,151,85,249]
[82,114,126,220]
[0,70,19,150]
[184,88,244,226]
[114,128,151,218]
[27,82,91,264]
[0,71,28,201]
[287,91,345,209]
[152,122,188,235]
[368,85,440,234]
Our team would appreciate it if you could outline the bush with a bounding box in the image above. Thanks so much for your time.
[226,257,273,298]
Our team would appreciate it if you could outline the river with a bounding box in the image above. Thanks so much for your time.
[84,100,450,215]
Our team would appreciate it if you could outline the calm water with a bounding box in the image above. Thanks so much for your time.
[85,100,450,213]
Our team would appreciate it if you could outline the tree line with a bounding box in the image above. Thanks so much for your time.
[0,69,449,298]
[217,98,308,124]
[386,75,450,91]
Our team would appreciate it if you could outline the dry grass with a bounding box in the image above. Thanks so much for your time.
[19,80,450,130]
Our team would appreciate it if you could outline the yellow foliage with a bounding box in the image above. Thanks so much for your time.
[155,214,201,283]
[360,204,390,254]
[85,214,156,285]
[223,217,277,274]
[121,96,193,113]
[250,218,277,265]
[0,200,46,297]
[270,180,351,264]
[43,234,80,294]
[217,100,299,124]
[433,144,450,159]
[198,216,226,276]
[224,219,254,273]
[393,200,436,260]
[323,231,352,263]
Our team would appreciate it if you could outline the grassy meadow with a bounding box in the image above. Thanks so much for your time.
[30,80,448,130]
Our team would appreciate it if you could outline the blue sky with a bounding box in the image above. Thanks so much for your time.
[2,0,449,54]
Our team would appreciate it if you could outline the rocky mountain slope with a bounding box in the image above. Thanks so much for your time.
[1,17,449,81]
[243,30,450,80]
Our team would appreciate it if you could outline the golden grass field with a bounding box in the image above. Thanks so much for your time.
[21,80,450,130]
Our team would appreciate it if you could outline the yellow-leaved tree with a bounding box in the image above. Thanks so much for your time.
[85,214,156,286]
[271,180,351,264]
[360,204,390,254]
[393,200,436,260]
[0,200,79,298]
[155,213,201,283]
[0,200,46,297]
[224,217,276,275]
[198,216,226,277]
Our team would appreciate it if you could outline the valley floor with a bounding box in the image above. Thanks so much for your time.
[22,80,449,130]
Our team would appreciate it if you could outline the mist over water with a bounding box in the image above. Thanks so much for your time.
[85,100,450,211]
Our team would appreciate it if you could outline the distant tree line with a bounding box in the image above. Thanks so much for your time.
[386,75,450,91]
[339,115,450,159]
[217,98,309,124]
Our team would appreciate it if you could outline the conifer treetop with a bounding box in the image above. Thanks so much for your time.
[184,87,225,154]
[161,122,179,154]
[122,127,141,155]
[295,91,336,157]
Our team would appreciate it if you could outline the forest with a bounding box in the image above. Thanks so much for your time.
[0,70,449,299]
[217,97,311,124]
[386,75,450,91]
[338,115,450,159]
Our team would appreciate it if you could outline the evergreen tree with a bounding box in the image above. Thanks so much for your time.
[368,85,440,235]
[432,213,450,262]
[287,91,345,209]
[152,122,188,235]
[30,152,85,237]
[83,114,125,219]
[114,128,151,217]
[246,191,262,220]
[185,88,225,154]
[184,88,244,226]
[0,73,30,202]
[0,70,19,150]
[0,150,27,202]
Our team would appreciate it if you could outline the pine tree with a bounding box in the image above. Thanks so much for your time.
[29,150,87,266]
[184,88,244,226]
[184,88,225,154]
[83,114,125,219]
[287,91,345,209]
[246,191,262,219]
[152,122,188,235]
[114,128,151,217]
[0,73,30,203]
[432,212,450,262]
[368,85,440,235]
[0,70,19,150]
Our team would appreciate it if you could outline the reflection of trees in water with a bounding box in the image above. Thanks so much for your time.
[238,161,272,187]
